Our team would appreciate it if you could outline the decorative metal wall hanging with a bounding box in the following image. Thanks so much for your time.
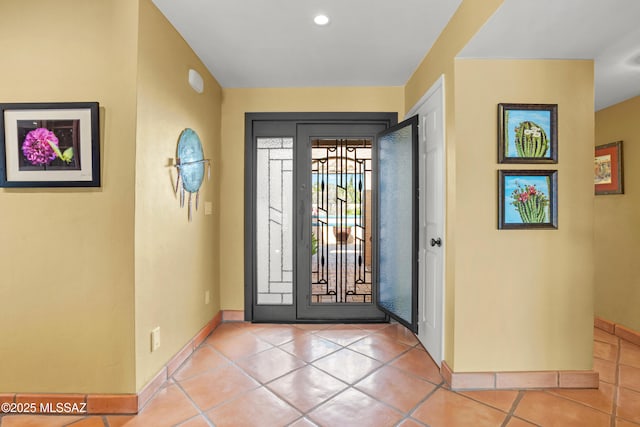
[174,128,210,221]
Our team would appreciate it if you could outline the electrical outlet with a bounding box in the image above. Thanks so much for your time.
[205,202,213,215]
[151,327,161,352]
[205,290,210,305]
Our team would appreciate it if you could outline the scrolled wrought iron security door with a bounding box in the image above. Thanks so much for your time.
[296,123,387,321]
[311,138,372,304]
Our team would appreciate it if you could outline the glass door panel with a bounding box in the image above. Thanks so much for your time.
[376,116,419,332]
[311,138,372,304]
[256,137,294,305]
[296,123,387,321]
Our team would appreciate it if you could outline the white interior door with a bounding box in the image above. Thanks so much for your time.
[414,81,445,366]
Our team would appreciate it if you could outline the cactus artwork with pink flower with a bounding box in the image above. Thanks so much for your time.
[22,127,74,166]
[510,181,549,223]
[500,171,557,229]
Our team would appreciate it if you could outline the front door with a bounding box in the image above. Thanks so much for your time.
[245,113,396,322]
[296,123,388,321]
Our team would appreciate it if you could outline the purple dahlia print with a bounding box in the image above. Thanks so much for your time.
[22,127,59,166]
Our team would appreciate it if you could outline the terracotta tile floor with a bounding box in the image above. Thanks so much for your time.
[1,323,639,427]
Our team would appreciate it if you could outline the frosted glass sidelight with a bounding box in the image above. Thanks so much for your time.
[377,118,417,328]
[256,137,294,305]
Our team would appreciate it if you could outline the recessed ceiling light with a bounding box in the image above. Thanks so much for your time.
[314,14,330,26]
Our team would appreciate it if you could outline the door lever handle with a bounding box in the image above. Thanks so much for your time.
[430,238,442,247]
[298,188,305,242]
[299,202,305,241]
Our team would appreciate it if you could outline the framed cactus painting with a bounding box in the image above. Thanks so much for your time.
[498,170,558,229]
[0,102,100,187]
[498,103,557,163]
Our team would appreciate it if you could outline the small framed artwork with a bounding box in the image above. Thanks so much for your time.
[0,102,100,187]
[595,141,623,195]
[498,103,557,163]
[498,170,558,230]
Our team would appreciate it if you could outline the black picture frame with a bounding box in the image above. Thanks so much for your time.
[498,103,558,164]
[0,102,100,187]
[498,170,558,230]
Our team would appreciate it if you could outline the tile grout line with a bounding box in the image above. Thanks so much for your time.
[175,328,279,422]
[171,380,216,427]
[542,388,616,419]
[312,340,424,392]
[206,325,351,423]
[123,323,458,425]
[360,336,443,394]
[5,324,627,427]
[592,330,636,426]
[187,356,270,415]
[5,325,626,427]
[283,326,424,423]
[499,390,526,427]
[173,413,215,427]
[373,325,448,424]
[254,324,428,425]
[610,334,621,427]
[266,326,358,424]
[275,331,348,365]
[404,380,446,424]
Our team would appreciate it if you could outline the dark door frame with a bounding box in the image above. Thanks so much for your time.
[244,112,397,322]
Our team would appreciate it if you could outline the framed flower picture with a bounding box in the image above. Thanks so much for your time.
[595,141,623,195]
[498,170,558,229]
[498,103,558,163]
[0,102,100,187]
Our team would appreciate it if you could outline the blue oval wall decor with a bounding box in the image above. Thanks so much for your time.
[174,128,210,221]
[177,128,205,193]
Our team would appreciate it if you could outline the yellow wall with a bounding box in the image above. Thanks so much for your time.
[404,0,503,111]
[405,1,595,373]
[0,0,602,395]
[453,59,595,371]
[0,0,139,393]
[219,87,404,309]
[594,95,640,332]
[134,0,222,390]
[404,0,504,364]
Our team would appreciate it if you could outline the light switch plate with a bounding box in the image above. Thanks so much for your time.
[151,327,161,352]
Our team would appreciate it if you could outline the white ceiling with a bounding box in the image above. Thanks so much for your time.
[152,0,640,110]
[151,0,463,87]
[153,0,461,87]
[459,0,640,111]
